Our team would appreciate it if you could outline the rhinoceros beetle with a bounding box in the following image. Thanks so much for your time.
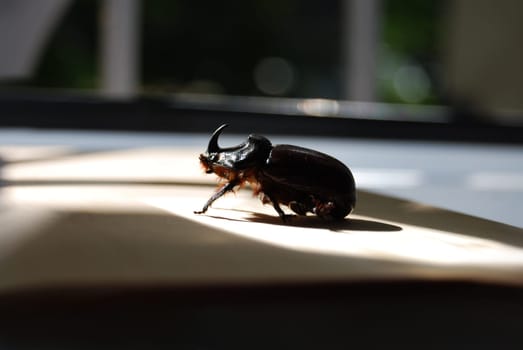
[195,124,356,221]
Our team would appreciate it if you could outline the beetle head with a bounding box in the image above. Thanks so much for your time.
[200,124,272,174]
[199,124,226,173]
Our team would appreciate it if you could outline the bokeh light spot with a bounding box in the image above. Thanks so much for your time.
[253,57,295,95]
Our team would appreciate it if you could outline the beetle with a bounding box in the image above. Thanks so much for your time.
[194,124,356,221]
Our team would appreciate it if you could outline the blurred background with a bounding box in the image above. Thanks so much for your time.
[0,0,522,226]
[0,0,522,124]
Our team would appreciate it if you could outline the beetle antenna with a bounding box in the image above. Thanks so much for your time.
[207,124,228,153]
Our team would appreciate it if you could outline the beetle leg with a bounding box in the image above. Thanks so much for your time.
[273,202,288,221]
[289,201,308,216]
[194,180,238,214]
[263,193,293,222]
[313,201,337,220]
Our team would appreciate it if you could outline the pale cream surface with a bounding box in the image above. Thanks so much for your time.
[0,147,522,292]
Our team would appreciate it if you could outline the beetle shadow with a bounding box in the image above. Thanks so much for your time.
[249,213,402,232]
[208,208,402,232]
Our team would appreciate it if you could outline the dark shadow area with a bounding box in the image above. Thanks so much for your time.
[248,212,402,232]
[343,218,402,232]
[206,207,402,232]
[0,281,522,350]
[355,190,523,248]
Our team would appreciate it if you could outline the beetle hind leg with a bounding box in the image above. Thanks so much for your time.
[313,201,339,220]
[289,201,309,216]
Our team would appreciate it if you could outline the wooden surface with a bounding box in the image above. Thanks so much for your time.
[0,147,522,294]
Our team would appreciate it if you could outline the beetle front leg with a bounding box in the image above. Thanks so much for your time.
[194,181,238,214]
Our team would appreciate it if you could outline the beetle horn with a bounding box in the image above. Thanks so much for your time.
[207,124,228,153]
